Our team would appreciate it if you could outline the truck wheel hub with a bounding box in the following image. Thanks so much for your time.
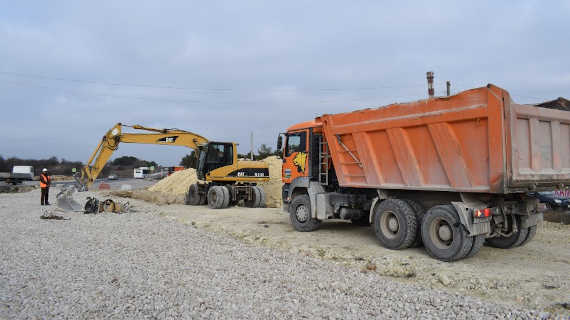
[438,224,452,242]
[388,217,399,232]
[296,205,309,223]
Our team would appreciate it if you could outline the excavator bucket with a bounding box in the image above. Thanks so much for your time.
[56,184,83,212]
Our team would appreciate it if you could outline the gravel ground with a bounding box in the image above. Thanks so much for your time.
[0,189,546,319]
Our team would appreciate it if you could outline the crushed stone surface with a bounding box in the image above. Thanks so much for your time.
[0,189,542,319]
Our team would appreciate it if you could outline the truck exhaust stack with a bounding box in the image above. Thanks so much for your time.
[426,71,434,98]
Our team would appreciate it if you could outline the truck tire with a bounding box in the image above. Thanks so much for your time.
[207,186,225,209]
[244,186,262,208]
[421,205,473,262]
[351,214,370,226]
[519,225,537,247]
[464,235,485,259]
[289,194,320,232]
[486,215,528,249]
[221,185,230,208]
[185,183,201,205]
[373,199,417,250]
[403,199,425,247]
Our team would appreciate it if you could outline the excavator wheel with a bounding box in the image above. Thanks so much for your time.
[220,185,231,208]
[254,186,266,208]
[244,186,262,208]
[225,185,239,207]
[207,186,226,209]
[186,183,202,206]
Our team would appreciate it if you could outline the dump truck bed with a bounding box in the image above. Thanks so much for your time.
[319,84,570,193]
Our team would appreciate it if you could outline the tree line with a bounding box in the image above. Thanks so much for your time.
[0,155,158,177]
[0,156,83,176]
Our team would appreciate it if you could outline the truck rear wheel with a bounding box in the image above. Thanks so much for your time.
[207,186,225,209]
[403,199,425,247]
[421,205,473,262]
[185,183,202,205]
[373,199,417,250]
[351,215,370,226]
[289,194,320,232]
[519,225,537,247]
[486,215,529,249]
[464,235,485,259]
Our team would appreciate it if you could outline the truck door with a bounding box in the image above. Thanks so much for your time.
[283,130,308,184]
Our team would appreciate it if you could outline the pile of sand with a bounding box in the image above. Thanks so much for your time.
[258,156,283,208]
[138,157,283,208]
[148,168,198,195]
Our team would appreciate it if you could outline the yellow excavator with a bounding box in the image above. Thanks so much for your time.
[73,123,269,209]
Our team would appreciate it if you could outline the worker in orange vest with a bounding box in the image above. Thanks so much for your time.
[40,168,51,205]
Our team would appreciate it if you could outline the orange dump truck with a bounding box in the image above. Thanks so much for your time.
[278,84,570,261]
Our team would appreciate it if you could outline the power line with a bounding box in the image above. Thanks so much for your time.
[0,80,203,105]
[0,70,426,93]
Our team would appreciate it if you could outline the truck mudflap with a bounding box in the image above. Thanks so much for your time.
[452,201,491,236]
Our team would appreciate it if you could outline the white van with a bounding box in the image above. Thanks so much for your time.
[133,167,150,179]
[12,166,34,180]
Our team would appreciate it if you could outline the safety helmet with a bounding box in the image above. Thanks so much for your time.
[42,168,47,172]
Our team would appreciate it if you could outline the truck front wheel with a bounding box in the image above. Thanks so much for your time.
[373,199,417,250]
[421,205,474,262]
[289,194,320,232]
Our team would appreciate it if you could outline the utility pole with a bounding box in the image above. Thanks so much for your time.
[250,131,254,160]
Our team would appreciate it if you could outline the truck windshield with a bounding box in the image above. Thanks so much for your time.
[286,132,306,156]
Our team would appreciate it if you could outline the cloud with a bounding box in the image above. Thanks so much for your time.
[0,0,568,165]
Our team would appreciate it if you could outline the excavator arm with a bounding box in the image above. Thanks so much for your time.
[77,123,208,190]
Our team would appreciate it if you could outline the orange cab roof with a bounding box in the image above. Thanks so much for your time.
[286,119,322,132]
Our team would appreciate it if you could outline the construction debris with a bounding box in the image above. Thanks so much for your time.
[40,209,70,220]
[84,197,129,214]
[56,185,83,212]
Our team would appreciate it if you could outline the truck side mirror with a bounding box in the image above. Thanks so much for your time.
[276,135,283,152]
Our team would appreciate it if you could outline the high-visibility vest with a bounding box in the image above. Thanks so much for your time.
[40,174,51,188]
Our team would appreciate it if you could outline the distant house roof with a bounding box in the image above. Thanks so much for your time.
[535,97,570,111]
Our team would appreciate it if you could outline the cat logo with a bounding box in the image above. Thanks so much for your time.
[293,152,307,173]
[157,136,178,143]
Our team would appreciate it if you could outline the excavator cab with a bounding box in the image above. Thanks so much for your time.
[196,142,234,180]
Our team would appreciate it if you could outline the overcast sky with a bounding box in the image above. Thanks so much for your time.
[1,1,569,166]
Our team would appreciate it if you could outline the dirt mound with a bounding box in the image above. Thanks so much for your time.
[148,168,198,195]
[258,156,283,208]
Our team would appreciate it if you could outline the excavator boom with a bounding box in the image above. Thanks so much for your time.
[78,123,208,189]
